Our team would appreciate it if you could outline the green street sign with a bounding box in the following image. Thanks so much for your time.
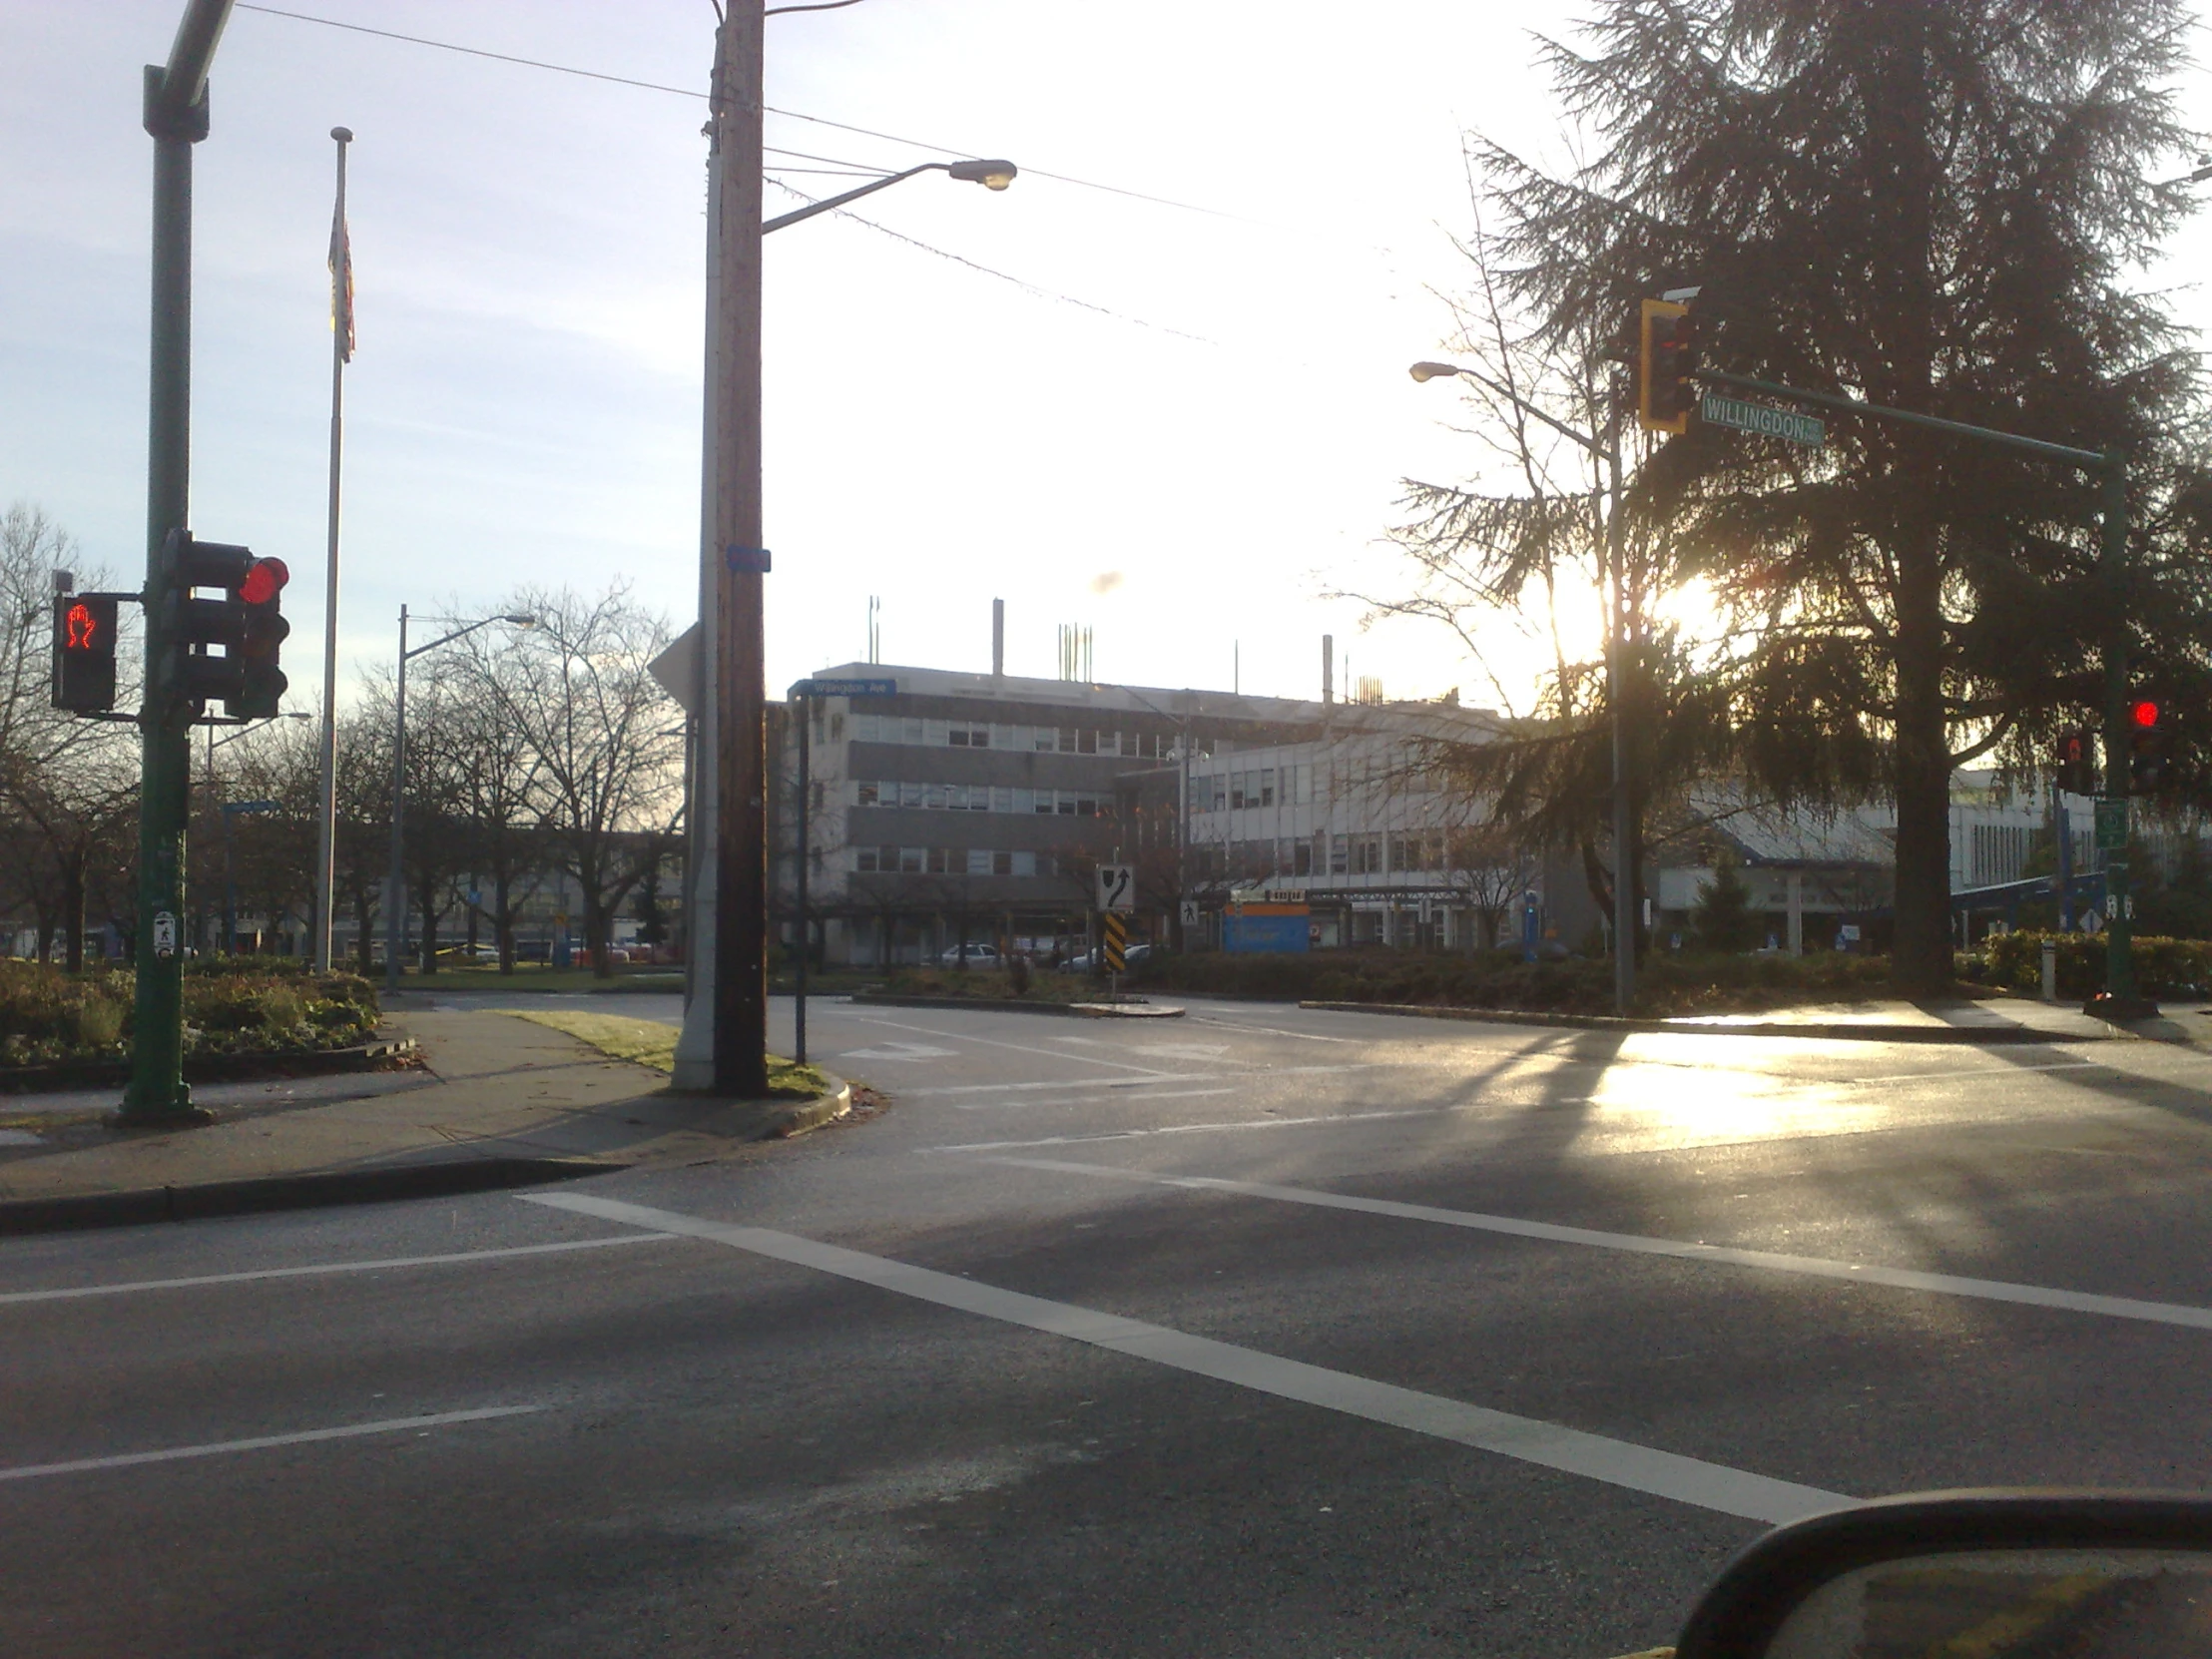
[1701,393,1826,447]
[2095,797,2129,852]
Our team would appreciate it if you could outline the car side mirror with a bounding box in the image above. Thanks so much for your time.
[1673,1490,2212,1658]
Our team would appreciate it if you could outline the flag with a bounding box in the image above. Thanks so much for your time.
[327,203,354,361]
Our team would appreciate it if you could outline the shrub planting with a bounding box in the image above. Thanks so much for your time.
[0,960,380,1067]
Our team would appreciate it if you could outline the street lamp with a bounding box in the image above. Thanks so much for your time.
[1410,358,1637,1015]
[762,158,1017,234]
[385,606,535,991]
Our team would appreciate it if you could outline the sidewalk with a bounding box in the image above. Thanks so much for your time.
[0,1009,848,1236]
[1300,995,2212,1046]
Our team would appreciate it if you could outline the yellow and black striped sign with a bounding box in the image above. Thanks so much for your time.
[1102,911,1127,973]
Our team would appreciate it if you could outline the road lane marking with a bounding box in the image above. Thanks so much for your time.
[521,1190,1849,1524]
[0,1405,542,1482]
[1190,1016,1358,1044]
[920,1107,1446,1153]
[993,1159,2212,1334]
[1110,1089,1239,1103]
[0,1233,676,1308]
[847,1015,1176,1076]
[901,1060,1398,1100]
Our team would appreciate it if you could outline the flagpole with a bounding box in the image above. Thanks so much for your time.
[313,125,351,972]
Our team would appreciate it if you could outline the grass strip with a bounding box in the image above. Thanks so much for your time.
[493,1009,829,1098]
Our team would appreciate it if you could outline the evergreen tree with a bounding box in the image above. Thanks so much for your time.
[1475,0,2204,993]
[1692,852,1761,952]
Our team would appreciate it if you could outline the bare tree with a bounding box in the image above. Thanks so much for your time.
[0,503,141,966]
[490,584,682,977]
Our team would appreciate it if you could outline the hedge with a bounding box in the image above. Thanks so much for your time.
[0,960,380,1067]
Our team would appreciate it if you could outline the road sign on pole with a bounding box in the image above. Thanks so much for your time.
[1096,863,1135,913]
[1102,911,1127,973]
[1700,393,1826,446]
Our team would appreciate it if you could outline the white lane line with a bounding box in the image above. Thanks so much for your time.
[1110,1089,1239,1104]
[900,1060,1399,1100]
[994,1159,2212,1335]
[0,1233,677,1308]
[847,1014,1175,1077]
[921,1107,1446,1154]
[521,1191,1848,1524]
[1190,1017,1358,1044]
[0,1405,542,1483]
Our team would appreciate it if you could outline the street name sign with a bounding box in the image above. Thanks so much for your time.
[1701,393,1826,447]
[1096,863,1136,913]
[794,677,897,699]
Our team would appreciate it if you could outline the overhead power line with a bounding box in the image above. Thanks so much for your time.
[234,4,1265,226]
[762,178,1219,345]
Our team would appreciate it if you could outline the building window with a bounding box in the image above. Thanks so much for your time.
[967,848,993,876]
[899,847,924,872]
[992,850,1013,876]
[856,781,879,807]
[1012,850,1036,877]
[926,847,952,873]
[1355,834,1383,874]
[1330,834,1349,875]
[1294,839,1313,876]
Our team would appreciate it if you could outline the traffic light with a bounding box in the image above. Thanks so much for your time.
[233,555,289,719]
[51,594,119,713]
[2128,698,2166,796]
[1639,296,1697,433]
[2055,726,2098,797]
[158,531,289,718]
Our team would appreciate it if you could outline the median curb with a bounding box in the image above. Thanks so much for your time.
[847,993,1184,1020]
[0,1155,601,1237]
[0,1075,854,1238]
[1298,1000,2119,1044]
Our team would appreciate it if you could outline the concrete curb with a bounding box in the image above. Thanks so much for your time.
[0,1155,601,1238]
[847,993,1184,1020]
[1298,1000,2116,1045]
[0,1076,855,1238]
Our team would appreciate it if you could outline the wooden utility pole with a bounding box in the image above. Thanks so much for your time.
[704,0,769,1095]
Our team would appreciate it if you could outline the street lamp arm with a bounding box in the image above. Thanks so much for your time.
[764,157,1016,234]
[1408,361,1610,461]
[405,613,526,661]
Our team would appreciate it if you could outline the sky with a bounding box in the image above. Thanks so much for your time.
[4,1,2211,720]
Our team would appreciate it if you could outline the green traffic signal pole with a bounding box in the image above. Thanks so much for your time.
[1695,367,2144,1012]
[122,0,238,1127]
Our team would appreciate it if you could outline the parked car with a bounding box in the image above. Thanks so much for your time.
[937,943,1000,967]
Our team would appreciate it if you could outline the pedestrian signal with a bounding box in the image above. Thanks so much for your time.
[51,595,119,713]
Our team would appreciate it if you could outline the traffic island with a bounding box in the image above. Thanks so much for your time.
[0,1008,854,1237]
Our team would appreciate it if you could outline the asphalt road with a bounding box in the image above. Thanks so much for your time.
[7,996,2212,1657]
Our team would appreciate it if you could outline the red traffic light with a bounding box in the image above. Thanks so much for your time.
[2130,699,2160,730]
[239,557,289,606]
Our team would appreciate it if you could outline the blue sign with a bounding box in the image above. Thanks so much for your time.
[725,545,772,573]
[793,678,897,698]
[1223,914,1309,954]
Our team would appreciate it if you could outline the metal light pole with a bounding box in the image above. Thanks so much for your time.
[313,124,352,971]
[121,0,238,1127]
[1410,360,1637,1012]
[384,608,532,992]
[671,0,1016,1093]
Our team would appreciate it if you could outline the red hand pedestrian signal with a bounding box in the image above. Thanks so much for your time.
[51,594,119,713]
[64,601,99,651]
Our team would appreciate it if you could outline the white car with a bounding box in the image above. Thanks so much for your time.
[937,943,1000,966]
